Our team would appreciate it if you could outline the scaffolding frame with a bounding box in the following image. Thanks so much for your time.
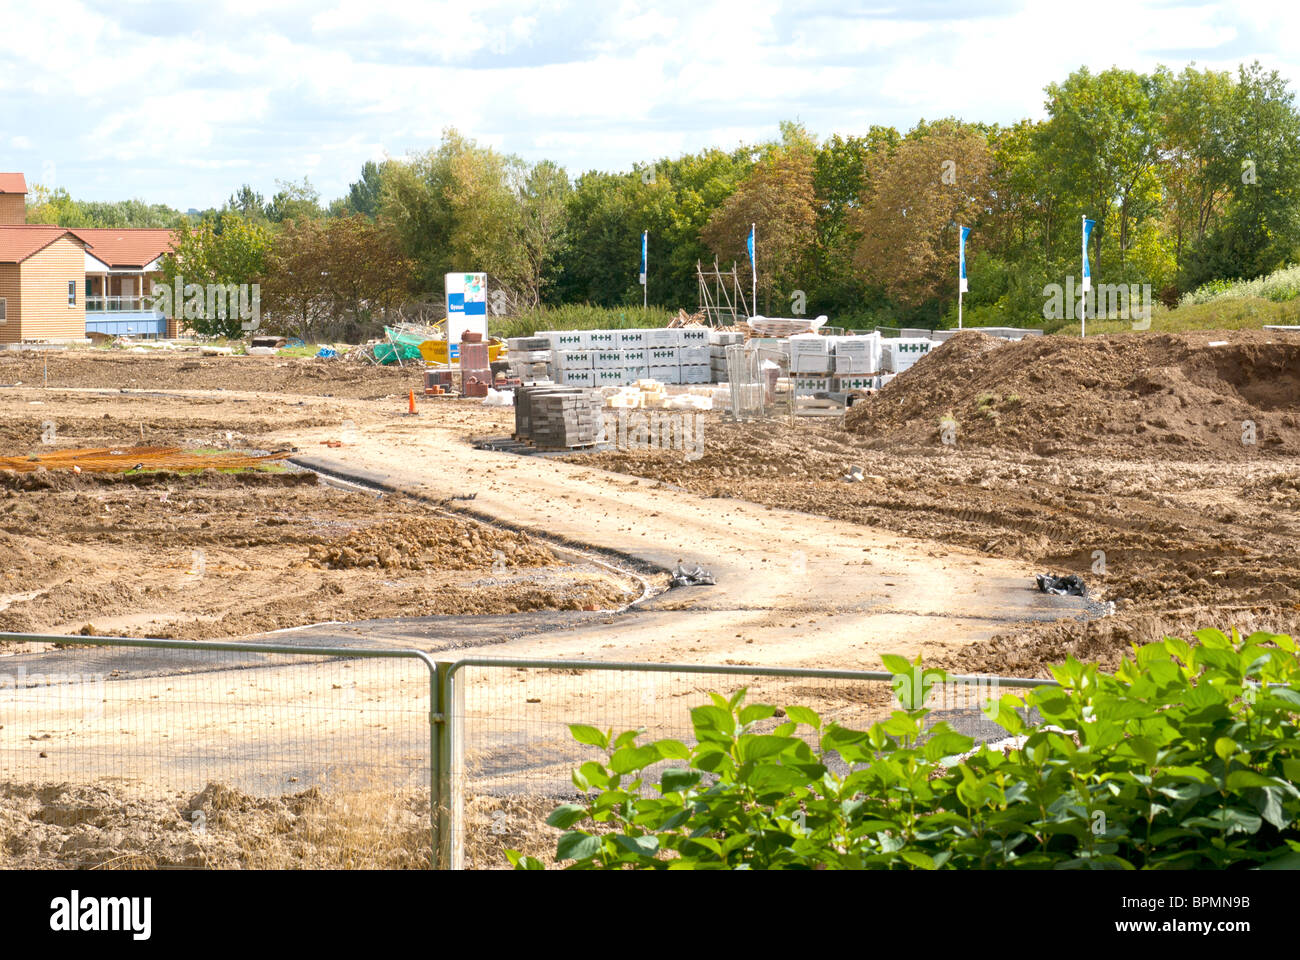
[697,258,752,327]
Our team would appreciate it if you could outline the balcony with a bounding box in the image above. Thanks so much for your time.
[86,296,164,314]
[85,296,167,337]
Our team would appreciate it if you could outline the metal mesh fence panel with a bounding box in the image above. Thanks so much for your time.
[0,636,434,869]
[445,658,1043,870]
[725,343,790,420]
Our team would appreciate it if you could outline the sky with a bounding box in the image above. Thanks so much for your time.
[2,0,1298,210]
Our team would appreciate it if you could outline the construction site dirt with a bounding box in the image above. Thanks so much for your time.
[1,330,1296,867]
[3,329,1295,677]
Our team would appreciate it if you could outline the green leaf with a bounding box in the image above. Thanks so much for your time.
[1252,787,1288,831]
[738,704,776,726]
[505,849,545,870]
[738,734,796,763]
[556,830,602,861]
[653,738,691,760]
[545,803,588,830]
[661,768,702,793]
[610,744,661,774]
[612,729,643,751]
[785,706,821,729]
[691,704,735,739]
[613,834,660,857]
[569,724,608,750]
[578,760,610,790]
[1214,737,1237,763]
[1226,770,1281,790]
[923,731,975,762]
[881,654,913,676]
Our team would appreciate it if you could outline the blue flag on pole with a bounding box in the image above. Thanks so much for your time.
[1082,218,1095,290]
[747,224,755,269]
[959,226,970,293]
[640,230,647,285]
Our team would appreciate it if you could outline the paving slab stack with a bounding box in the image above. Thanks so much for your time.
[514,384,604,447]
[528,390,605,448]
[515,326,930,394]
[538,327,716,387]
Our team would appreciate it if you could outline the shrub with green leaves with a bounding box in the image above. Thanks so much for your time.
[507,629,1300,870]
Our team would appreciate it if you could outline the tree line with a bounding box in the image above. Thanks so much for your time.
[27,60,1300,337]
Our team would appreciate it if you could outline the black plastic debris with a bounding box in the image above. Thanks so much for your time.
[671,562,716,587]
[1035,573,1088,597]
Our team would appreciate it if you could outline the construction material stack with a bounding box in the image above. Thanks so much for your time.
[459,342,492,397]
[709,329,743,382]
[828,333,883,391]
[529,391,604,449]
[506,336,555,382]
[881,338,935,375]
[514,384,604,449]
[536,327,721,386]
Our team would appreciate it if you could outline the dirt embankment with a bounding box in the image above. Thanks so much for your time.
[846,330,1300,458]
[0,470,635,640]
[0,352,423,399]
[577,329,1300,675]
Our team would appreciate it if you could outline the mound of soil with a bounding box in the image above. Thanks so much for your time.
[0,352,421,400]
[846,330,1300,458]
[306,516,556,571]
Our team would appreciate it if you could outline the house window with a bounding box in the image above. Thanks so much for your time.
[0,297,6,323]
[68,281,77,307]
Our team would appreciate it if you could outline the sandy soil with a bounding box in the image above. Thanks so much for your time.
[0,780,430,869]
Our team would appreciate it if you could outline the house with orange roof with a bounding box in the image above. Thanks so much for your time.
[78,228,177,337]
[0,225,91,343]
[0,173,178,342]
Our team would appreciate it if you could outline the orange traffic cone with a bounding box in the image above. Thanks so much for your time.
[408,389,416,415]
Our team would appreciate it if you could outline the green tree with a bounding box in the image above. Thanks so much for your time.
[515,160,571,309]
[851,120,994,316]
[1038,67,1166,277]
[265,177,323,223]
[1183,62,1300,287]
[157,215,272,337]
[702,124,819,313]
[226,185,268,221]
[262,216,414,340]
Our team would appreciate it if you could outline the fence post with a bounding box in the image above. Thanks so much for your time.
[435,660,456,870]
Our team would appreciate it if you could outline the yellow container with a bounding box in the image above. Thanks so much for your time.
[417,339,505,366]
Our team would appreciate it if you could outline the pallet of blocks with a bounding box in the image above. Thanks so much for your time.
[514,384,582,440]
[506,335,555,382]
[516,385,605,449]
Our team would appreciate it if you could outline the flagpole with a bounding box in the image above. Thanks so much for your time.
[750,222,757,316]
[1081,215,1087,339]
[643,231,648,310]
[958,228,963,330]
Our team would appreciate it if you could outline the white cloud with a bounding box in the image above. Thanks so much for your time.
[7,0,1300,208]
